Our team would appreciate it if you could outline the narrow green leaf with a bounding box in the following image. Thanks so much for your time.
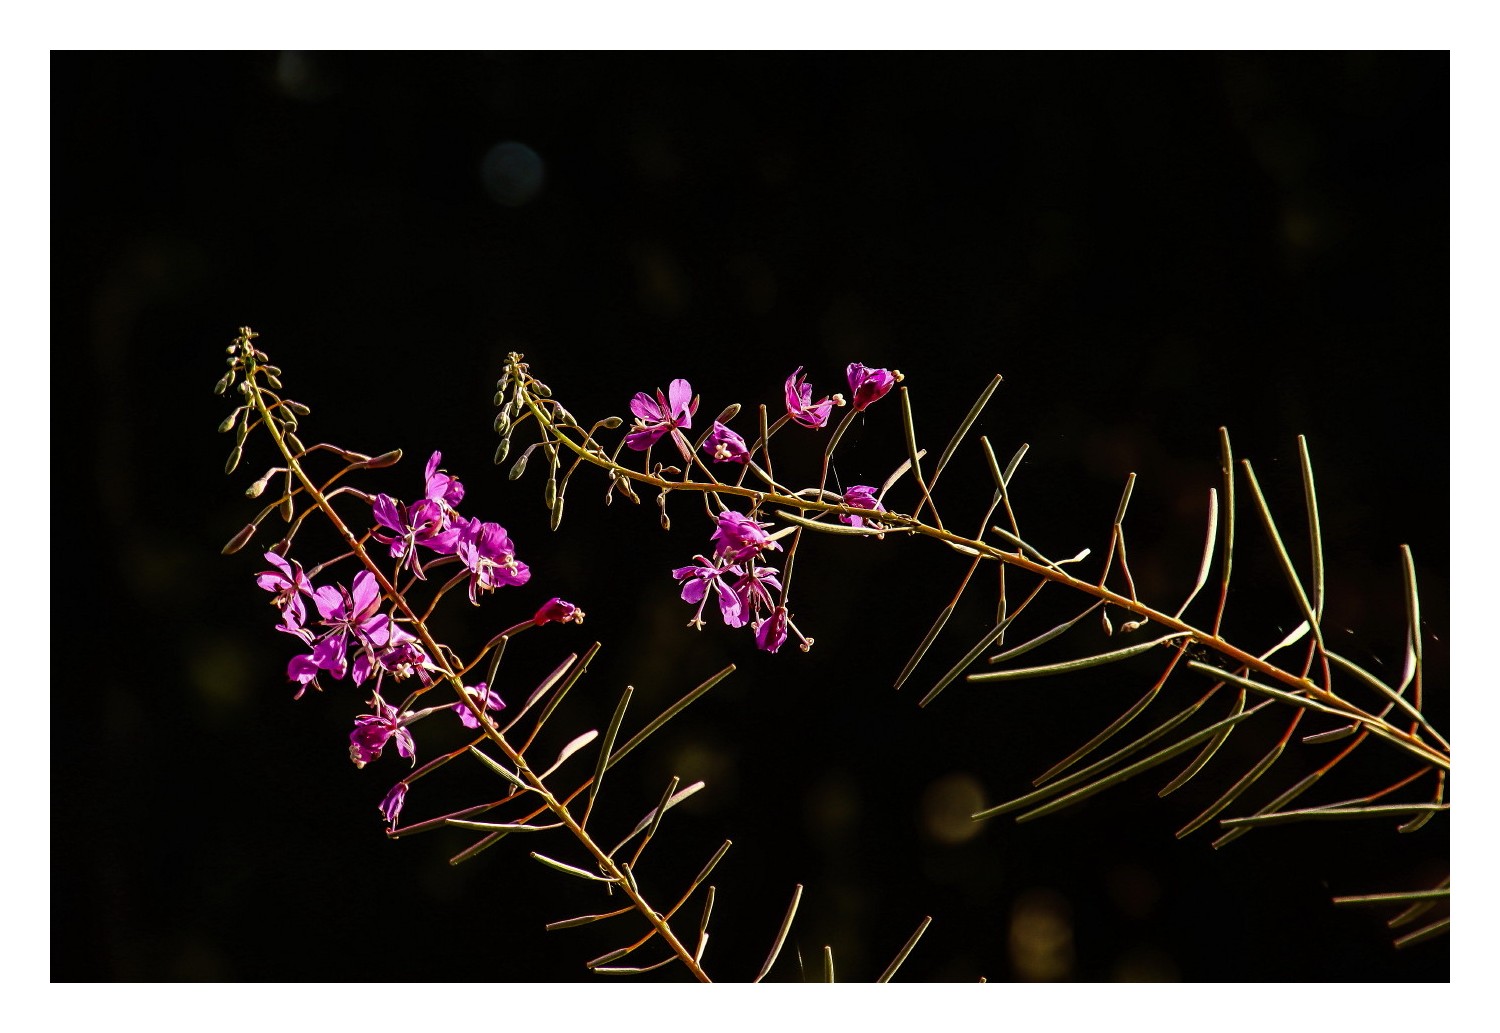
[585,685,634,826]
[608,781,707,857]
[754,884,804,983]
[973,698,1267,821]
[468,746,527,790]
[1218,803,1449,829]
[876,916,932,983]
[539,729,599,778]
[520,642,602,744]
[1241,458,1325,653]
[1297,436,1325,622]
[530,851,617,882]
[1176,738,1286,838]
[894,602,955,692]
[976,702,1270,823]
[932,374,1002,484]
[918,622,1009,708]
[1393,919,1449,949]
[545,907,632,932]
[1172,487,1219,620]
[606,664,735,772]
[968,632,1189,683]
[445,819,556,833]
[501,651,580,736]
[1160,690,1245,797]
[1325,650,1448,749]
[986,600,1100,665]
[1332,888,1450,906]
[898,385,938,528]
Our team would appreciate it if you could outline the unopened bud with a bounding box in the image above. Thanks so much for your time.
[533,381,552,398]
[494,409,511,435]
[550,496,565,530]
[599,416,623,430]
[543,476,558,510]
[493,437,511,465]
[265,374,283,389]
[714,403,741,424]
[245,475,271,499]
[357,450,403,470]
[225,446,243,475]
[217,411,239,434]
[214,372,234,395]
[221,522,257,555]
[279,496,294,523]
[285,432,305,456]
[284,401,311,416]
[509,453,529,480]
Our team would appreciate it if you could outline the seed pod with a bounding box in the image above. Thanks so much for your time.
[225,446,243,475]
[221,522,257,555]
[493,437,511,465]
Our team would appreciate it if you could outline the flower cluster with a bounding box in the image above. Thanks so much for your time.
[253,450,580,827]
[634,362,896,653]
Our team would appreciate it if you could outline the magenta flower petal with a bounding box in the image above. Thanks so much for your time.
[846,363,900,411]
[379,782,408,826]
[533,597,584,626]
[755,606,789,653]
[704,421,750,463]
[784,367,836,429]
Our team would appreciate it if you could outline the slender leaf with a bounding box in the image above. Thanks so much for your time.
[1176,737,1287,838]
[606,664,735,772]
[932,374,1002,484]
[918,622,1009,708]
[987,601,1102,665]
[585,684,634,826]
[754,884,804,983]
[876,916,933,983]
[969,633,1189,683]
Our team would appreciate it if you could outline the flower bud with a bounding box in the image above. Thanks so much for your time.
[225,446,243,474]
[221,522,258,555]
[493,437,511,465]
[217,411,239,434]
[494,409,511,435]
[509,453,529,480]
[214,372,234,395]
[357,450,404,469]
[550,495,565,530]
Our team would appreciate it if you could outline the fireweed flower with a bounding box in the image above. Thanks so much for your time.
[673,554,744,629]
[256,551,317,639]
[453,517,531,604]
[625,378,696,451]
[363,621,434,687]
[310,571,390,681]
[838,485,887,529]
[287,653,323,700]
[423,451,465,512]
[846,362,901,411]
[703,421,750,464]
[710,510,783,562]
[349,698,417,768]
[755,605,790,653]
[379,782,408,827]
[451,681,506,729]
[784,367,838,429]
[371,494,460,579]
[533,597,585,626]
[729,563,782,629]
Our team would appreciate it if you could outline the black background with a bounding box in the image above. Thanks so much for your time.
[55,52,1448,981]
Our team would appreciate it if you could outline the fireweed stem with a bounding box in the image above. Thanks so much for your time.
[511,367,1448,775]
[240,349,714,982]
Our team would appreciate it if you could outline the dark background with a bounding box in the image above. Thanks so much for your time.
[56,52,1448,981]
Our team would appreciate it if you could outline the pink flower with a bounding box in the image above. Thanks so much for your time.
[784,367,837,429]
[703,421,750,463]
[846,363,900,411]
[625,379,696,451]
